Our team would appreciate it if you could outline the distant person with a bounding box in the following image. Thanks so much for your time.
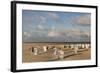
[31,47,34,53]
[46,46,49,50]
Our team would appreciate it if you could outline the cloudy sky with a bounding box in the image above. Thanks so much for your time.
[22,10,91,42]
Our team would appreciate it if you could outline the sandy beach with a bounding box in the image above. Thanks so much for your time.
[22,42,91,63]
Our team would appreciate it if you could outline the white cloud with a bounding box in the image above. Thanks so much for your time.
[47,12,59,20]
[51,26,56,30]
[72,14,91,26]
[23,31,31,40]
[48,31,59,37]
[82,31,91,37]
[77,15,90,25]
[47,28,90,38]
[68,29,81,36]
[23,28,90,42]
[39,16,46,24]
[37,25,44,30]
[34,15,46,24]
[23,31,27,36]
[47,29,67,37]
